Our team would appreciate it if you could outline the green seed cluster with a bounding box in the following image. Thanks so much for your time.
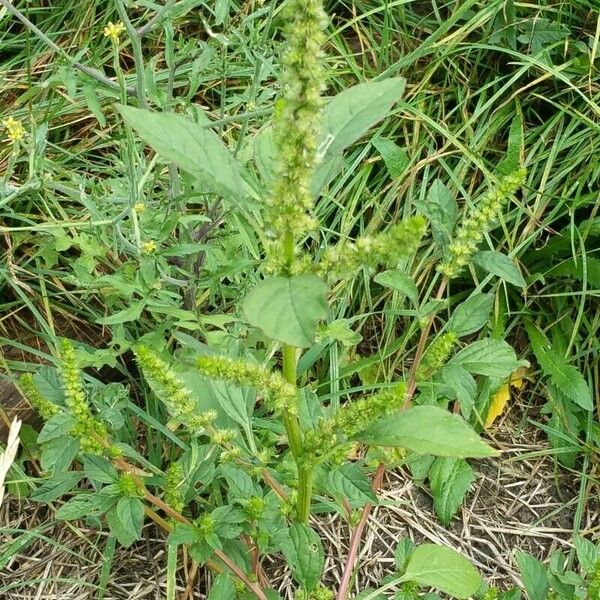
[481,587,499,600]
[135,345,216,434]
[295,586,334,600]
[265,0,327,271]
[59,339,108,454]
[302,383,407,466]
[197,355,299,415]
[164,462,185,513]
[438,169,526,279]
[19,373,59,421]
[317,216,427,280]
[118,473,142,497]
[416,331,458,380]
[589,558,600,600]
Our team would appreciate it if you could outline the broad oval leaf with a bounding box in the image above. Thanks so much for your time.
[116,104,247,202]
[243,274,328,347]
[355,405,497,458]
[448,292,494,337]
[278,523,324,590]
[449,338,527,379]
[400,544,482,599]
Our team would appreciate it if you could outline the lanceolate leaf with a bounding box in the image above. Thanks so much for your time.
[473,251,526,288]
[525,323,593,410]
[319,78,406,157]
[538,349,592,410]
[116,105,247,202]
[400,544,482,599]
[243,275,328,347]
[355,405,497,458]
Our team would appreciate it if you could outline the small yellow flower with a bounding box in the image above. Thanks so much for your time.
[103,21,125,42]
[2,117,25,143]
[133,202,145,214]
[141,240,157,255]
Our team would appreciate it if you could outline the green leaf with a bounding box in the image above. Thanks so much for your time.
[400,544,482,599]
[327,463,377,507]
[56,492,116,521]
[211,381,253,428]
[212,505,246,539]
[429,457,475,525]
[355,405,497,458]
[278,523,324,590]
[32,471,83,502]
[116,104,247,202]
[473,251,526,287]
[448,293,494,337]
[449,339,526,379]
[208,574,236,600]
[515,551,549,600]
[394,537,415,572]
[525,321,592,411]
[536,349,593,411]
[573,535,598,573]
[317,319,362,346]
[374,270,418,304]
[37,413,75,443]
[243,275,328,347]
[40,437,79,473]
[320,78,406,158]
[33,367,65,405]
[83,455,119,484]
[415,179,457,253]
[440,364,477,419]
[372,138,408,178]
[107,497,144,548]
[497,110,523,175]
[97,300,146,325]
[168,523,202,545]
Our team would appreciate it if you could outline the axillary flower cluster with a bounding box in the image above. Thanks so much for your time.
[2,116,25,144]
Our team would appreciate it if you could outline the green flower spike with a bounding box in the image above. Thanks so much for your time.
[197,355,299,415]
[59,339,108,454]
[265,0,327,272]
[317,216,427,280]
[135,345,216,434]
[438,169,526,279]
[302,382,406,466]
[19,373,59,421]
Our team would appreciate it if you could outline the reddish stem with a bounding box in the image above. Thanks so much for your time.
[336,464,385,600]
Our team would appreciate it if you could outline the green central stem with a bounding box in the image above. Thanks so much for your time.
[282,230,313,523]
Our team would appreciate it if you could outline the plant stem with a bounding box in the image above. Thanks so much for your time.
[336,463,386,600]
[115,0,148,109]
[281,230,314,522]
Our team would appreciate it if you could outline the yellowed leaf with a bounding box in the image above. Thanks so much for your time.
[485,383,511,429]
[484,367,529,429]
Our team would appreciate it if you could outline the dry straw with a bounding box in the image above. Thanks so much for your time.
[0,418,22,507]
